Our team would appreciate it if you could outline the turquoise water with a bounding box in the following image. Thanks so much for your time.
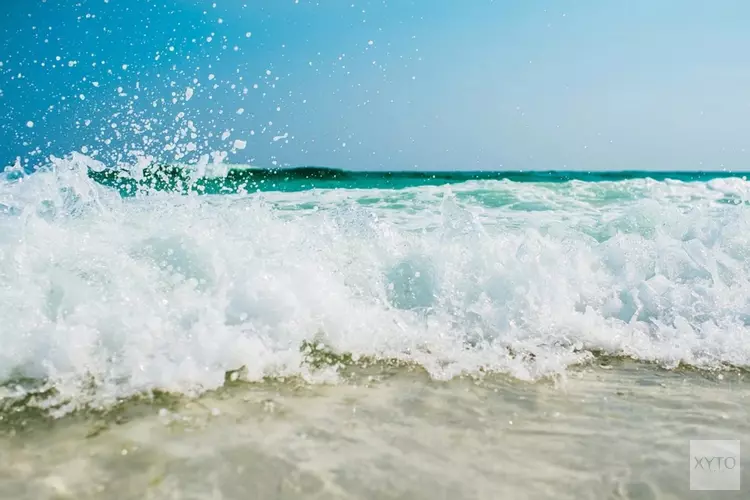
[85,163,750,195]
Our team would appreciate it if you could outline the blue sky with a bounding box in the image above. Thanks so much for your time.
[1,0,749,171]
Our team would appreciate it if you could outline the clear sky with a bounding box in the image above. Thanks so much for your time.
[1,0,749,171]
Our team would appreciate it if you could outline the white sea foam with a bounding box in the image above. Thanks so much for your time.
[1,154,749,414]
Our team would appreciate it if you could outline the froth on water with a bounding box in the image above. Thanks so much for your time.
[1,153,749,415]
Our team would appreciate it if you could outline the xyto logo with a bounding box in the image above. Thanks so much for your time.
[689,440,741,491]
[693,456,738,472]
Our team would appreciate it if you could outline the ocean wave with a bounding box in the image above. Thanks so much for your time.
[1,154,750,415]
[77,157,750,196]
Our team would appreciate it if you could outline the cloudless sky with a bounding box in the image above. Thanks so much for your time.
[1,0,749,171]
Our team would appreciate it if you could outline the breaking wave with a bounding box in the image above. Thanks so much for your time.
[1,154,750,415]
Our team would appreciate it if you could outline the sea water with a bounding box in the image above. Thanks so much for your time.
[0,155,749,499]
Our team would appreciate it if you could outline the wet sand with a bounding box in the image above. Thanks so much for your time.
[1,361,748,500]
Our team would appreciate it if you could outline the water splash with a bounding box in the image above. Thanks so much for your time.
[1,154,750,415]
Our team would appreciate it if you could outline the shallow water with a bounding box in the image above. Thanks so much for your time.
[2,158,750,498]
[1,361,747,500]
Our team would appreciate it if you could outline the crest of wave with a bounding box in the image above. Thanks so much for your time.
[1,153,750,415]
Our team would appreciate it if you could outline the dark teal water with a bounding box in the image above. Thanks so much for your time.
[86,165,750,196]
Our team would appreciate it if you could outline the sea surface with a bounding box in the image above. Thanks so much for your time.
[1,156,749,499]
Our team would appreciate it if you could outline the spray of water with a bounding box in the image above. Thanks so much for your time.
[1,154,749,415]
